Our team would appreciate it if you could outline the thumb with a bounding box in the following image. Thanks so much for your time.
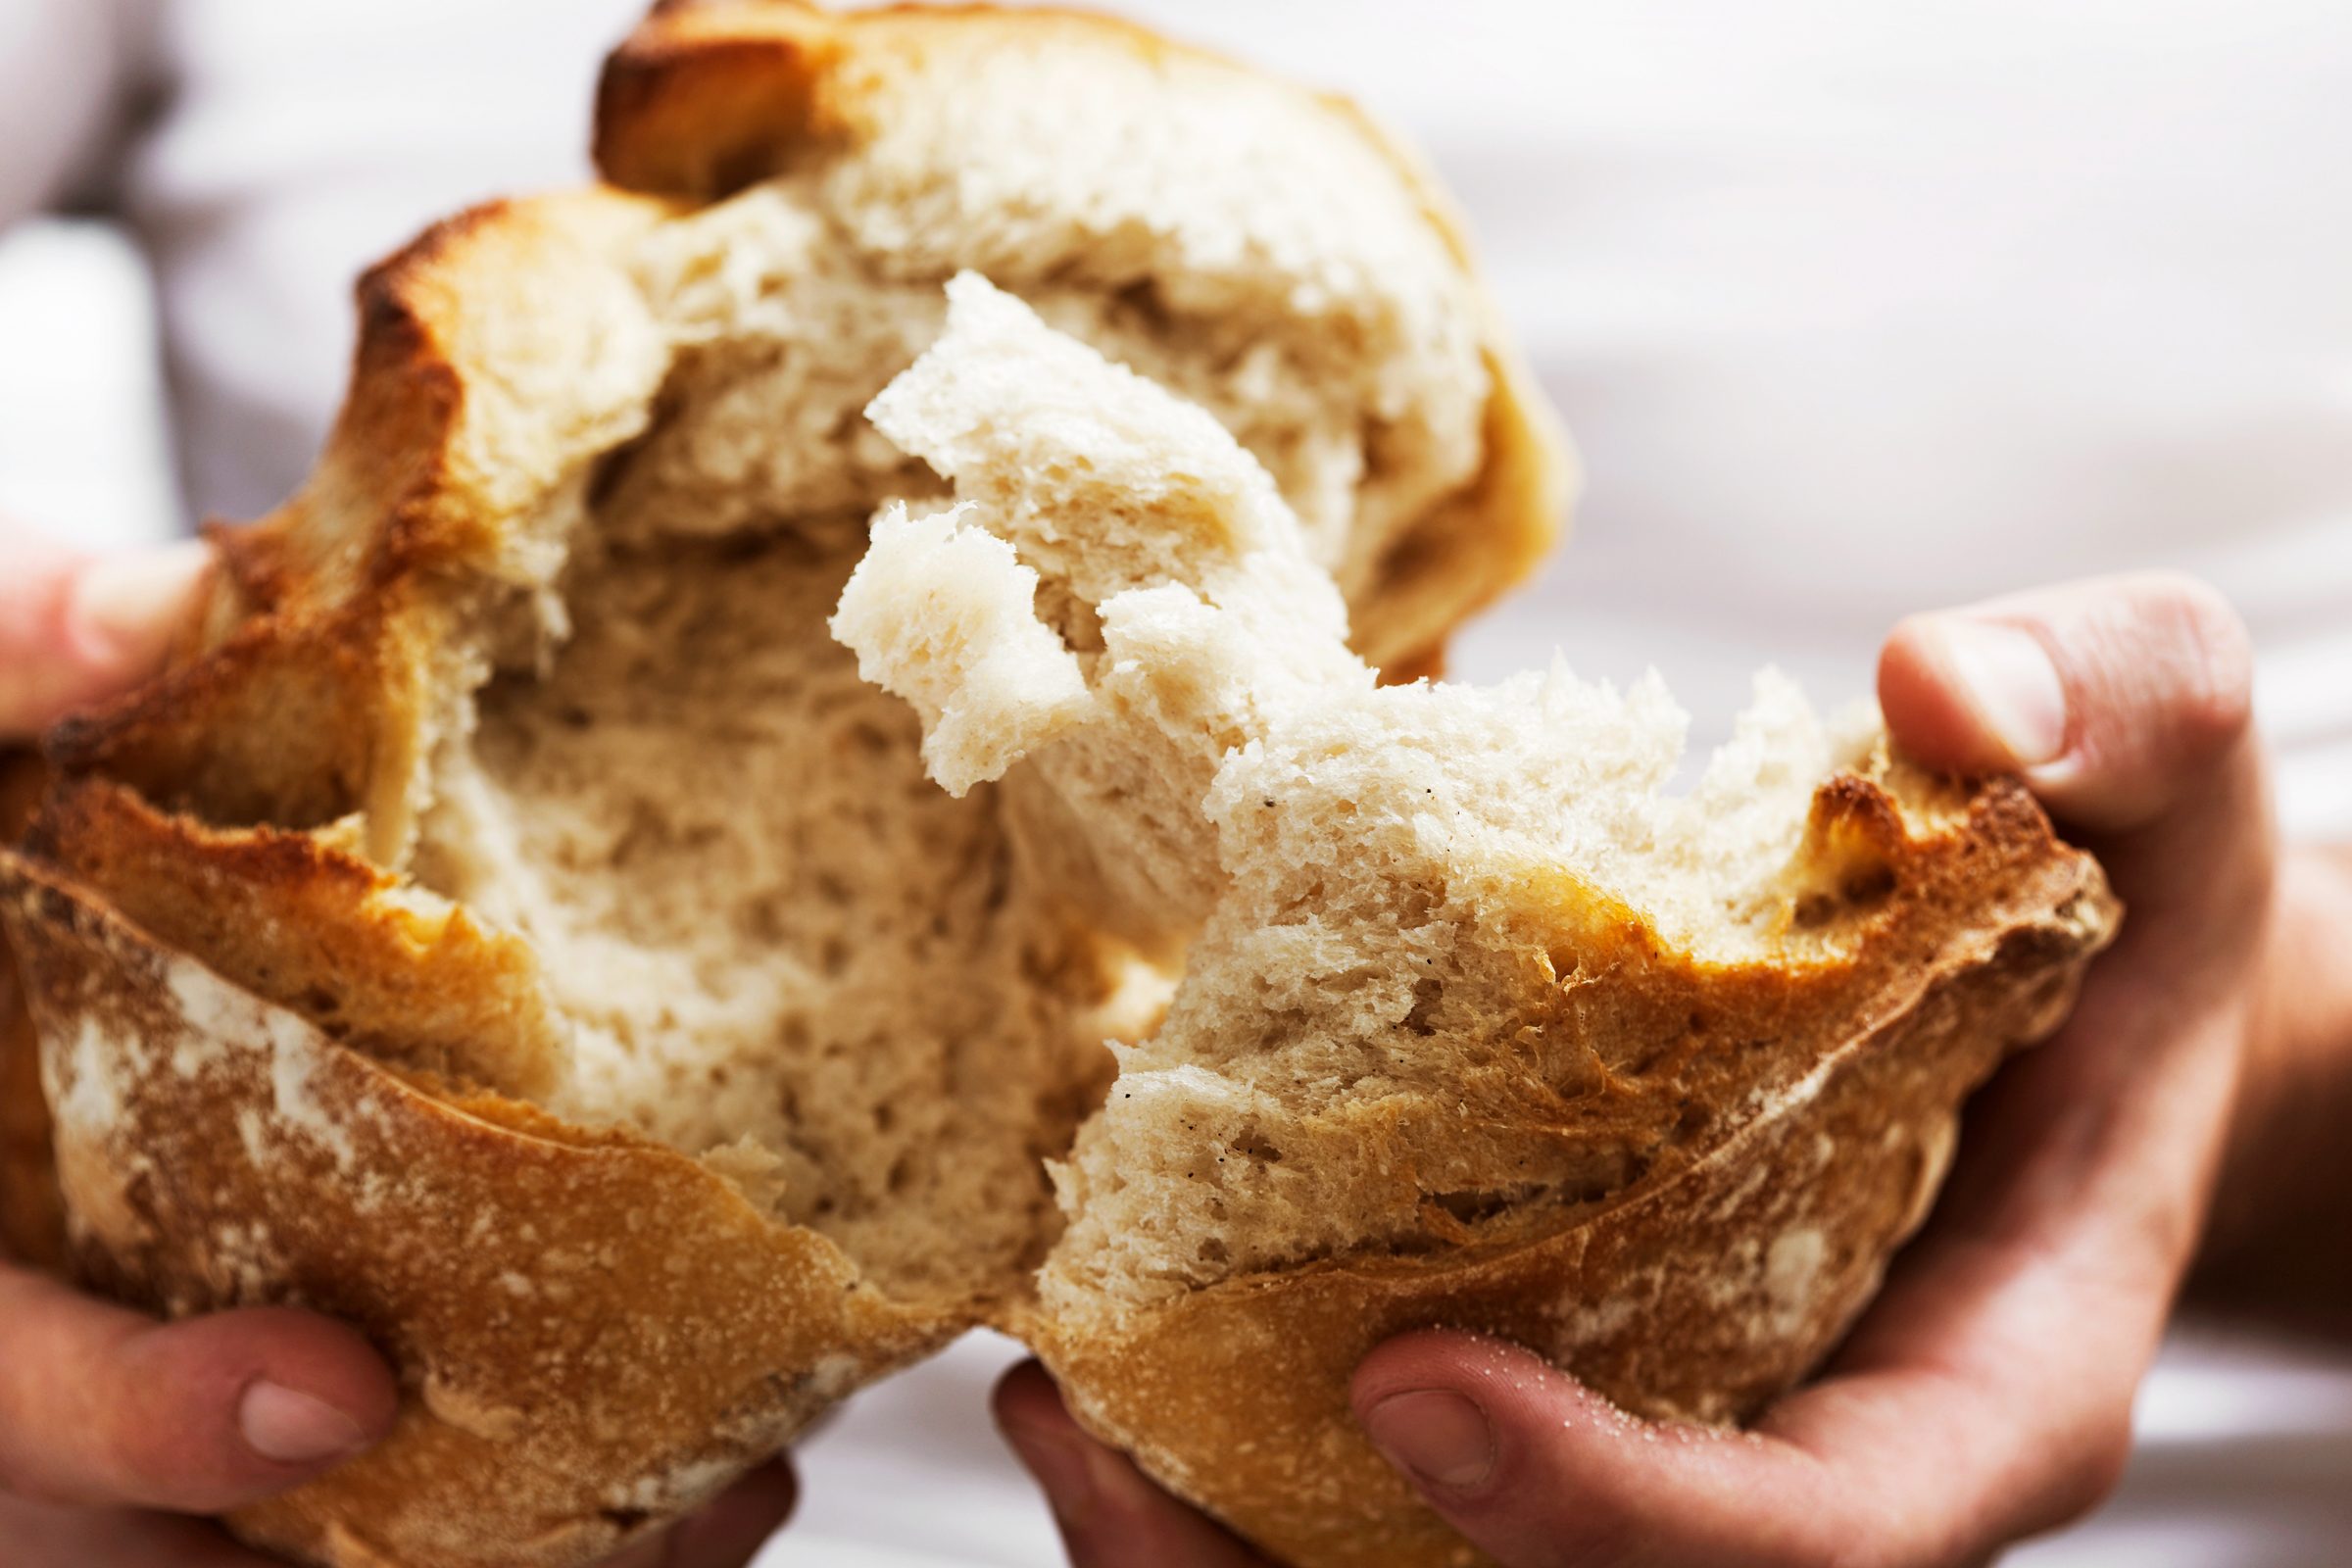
[1877,568,2253,835]
[0,1263,397,1512]
[1877,569,2268,955]
[0,537,212,740]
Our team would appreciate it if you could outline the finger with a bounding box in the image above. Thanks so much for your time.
[0,1491,286,1567]
[1876,571,2270,956]
[1356,1333,1847,1568]
[1879,567,2270,1027]
[1356,1324,2125,1568]
[1633,575,2269,1553]
[1878,568,2254,834]
[0,536,212,740]
[603,1460,798,1568]
[0,1262,397,1512]
[995,1360,1272,1568]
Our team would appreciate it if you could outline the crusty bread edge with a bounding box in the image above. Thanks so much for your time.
[592,0,1575,673]
[1,839,959,1568]
[0,751,63,1270]
[1019,771,2118,1568]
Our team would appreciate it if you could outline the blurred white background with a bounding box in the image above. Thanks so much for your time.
[0,218,174,547]
[3,2,2349,1564]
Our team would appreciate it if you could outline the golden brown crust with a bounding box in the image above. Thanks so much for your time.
[595,2,844,196]
[0,848,952,1568]
[0,750,64,1271]
[48,189,671,852]
[592,0,1574,674]
[1026,772,2117,1567]
[28,779,566,1099]
[597,3,1243,201]
[0,169,826,1567]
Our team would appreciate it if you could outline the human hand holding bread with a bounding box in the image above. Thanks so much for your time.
[0,4,2332,1567]
[991,572,2274,1568]
[0,537,803,1567]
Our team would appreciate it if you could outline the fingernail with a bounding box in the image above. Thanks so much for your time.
[69,542,211,666]
[1362,1389,1496,1493]
[1003,1417,1100,1523]
[239,1380,371,1465]
[1939,619,2068,766]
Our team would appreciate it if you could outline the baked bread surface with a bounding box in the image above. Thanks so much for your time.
[0,6,2116,1568]
[836,280,2117,1566]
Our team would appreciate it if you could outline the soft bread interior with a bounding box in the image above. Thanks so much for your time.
[357,70,1502,1311]
[408,538,1106,1300]
[830,279,1915,1316]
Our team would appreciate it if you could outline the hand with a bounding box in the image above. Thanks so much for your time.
[0,534,802,1566]
[996,571,2272,1568]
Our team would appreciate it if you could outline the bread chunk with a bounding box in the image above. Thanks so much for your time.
[836,277,2118,1568]
[832,503,1093,796]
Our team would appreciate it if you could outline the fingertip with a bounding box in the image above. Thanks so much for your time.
[992,1356,1074,1437]
[0,539,213,737]
[1350,1332,1803,1566]
[651,1458,798,1568]
[1880,572,2261,836]
[1351,1331,1627,1500]
[993,1360,1102,1528]
[172,1304,400,1450]
[67,540,214,670]
[0,1282,396,1512]
[995,1360,1266,1567]
[111,1305,397,1503]
[1878,612,2070,777]
[236,1381,375,1467]
[1880,614,1994,774]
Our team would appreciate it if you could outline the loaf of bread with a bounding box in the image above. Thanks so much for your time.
[0,5,2115,1567]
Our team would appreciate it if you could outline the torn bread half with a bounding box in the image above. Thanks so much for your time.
[0,4,1568,1565]
[836,277,2119,1567]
